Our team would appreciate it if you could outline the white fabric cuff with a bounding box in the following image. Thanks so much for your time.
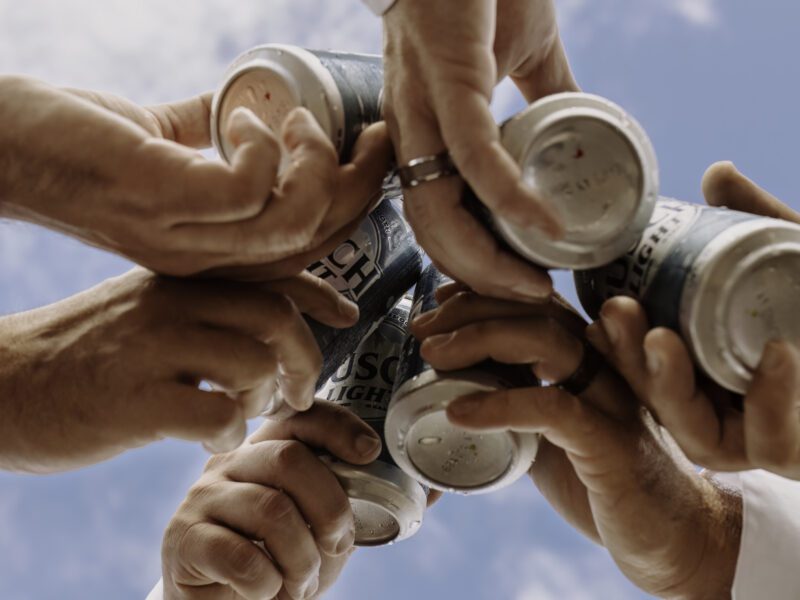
[723,471,800,600]
[361,0,398,16]
[145,578,163,600]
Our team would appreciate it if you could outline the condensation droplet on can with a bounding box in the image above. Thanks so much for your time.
[418,436,442,446]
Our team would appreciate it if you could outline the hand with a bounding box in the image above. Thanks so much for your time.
[0,269,358,473]
[382,0,578,302]
[161,401,383,600]
[587,161,800,480]
[0,76,392,278]
[411,286,741,599]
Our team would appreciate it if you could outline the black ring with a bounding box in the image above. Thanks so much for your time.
[556,341,605,396]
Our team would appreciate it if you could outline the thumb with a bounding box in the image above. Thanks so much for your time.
[702,161,800,224]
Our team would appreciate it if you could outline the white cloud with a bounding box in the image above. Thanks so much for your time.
[670,0,718,26]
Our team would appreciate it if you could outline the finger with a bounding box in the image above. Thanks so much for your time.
[190,289,322,412]
[587,297,651,400]
[432,83,563,236]
[140,384,246,453]
[263,272,359,328]
[510,37,580,102]
[250,401,382,466]
[316,121,394,239]
[147,92,214,148]
[745,341,800,472]
[446,387,624,461]
[197,481,321,600]
[163,326,277,408]
[173,522,282,600]
[644,328,748,470]
[405,183,555,302]
[433,281,470,305]
[222,441,354,555]
[702,161,800,224]
[420,317,582,381]
[412,291,584,339]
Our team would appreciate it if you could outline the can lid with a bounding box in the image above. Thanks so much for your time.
[686,220,800,392]
[386,370,539,494]
[496,93,659,269]
[210,45,344,163]
[323,458,427,546]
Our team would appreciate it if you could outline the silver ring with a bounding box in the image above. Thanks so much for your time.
[396,151,459,188]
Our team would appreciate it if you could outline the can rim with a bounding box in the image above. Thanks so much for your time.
[322,457,427,546]
[496,92,659,269]
[386,369,539,495]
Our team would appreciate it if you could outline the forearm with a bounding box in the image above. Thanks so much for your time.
[0,75,148,223]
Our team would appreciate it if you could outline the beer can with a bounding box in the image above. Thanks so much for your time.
[211,44,383,163]
[467,92,659,269]
[319,296,428,546]
[385,265,541,494]
[263,181,423,417]
[574,198,800,393]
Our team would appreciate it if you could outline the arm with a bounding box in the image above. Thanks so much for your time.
[412,289,740,598]
[0,75,392,279]
[0,269,357,473]
[381,0,578,302]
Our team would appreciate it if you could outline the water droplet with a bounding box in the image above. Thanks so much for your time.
[419,436,442,446]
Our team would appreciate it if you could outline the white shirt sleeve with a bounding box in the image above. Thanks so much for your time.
[726,470,800,600]
[145,578,163,600]
[361,0,398,16]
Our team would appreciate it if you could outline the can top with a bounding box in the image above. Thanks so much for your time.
[323,458,427,546]
[496,92,659,269]
[211,44,343,163]
[685,219,800,392]
[386,369,539,494]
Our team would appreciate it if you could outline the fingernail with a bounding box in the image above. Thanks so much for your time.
[422,332,456,351]
[355,433,381,457]
[644,346,661,376]
[599,313,620,345]
[338,298,359,322]
[762,340,787,372]
[448,397,481,418]
[512,281,553,299]
[334,527,355,555]
[412,310,437,329]
[585,323,612,355]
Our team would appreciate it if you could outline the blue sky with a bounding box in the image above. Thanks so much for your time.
[0,1,798,599]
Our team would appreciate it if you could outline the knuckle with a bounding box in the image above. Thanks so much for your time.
[271,440,310,470]
[226,540,266,583]
[253,489,296,523]
[162,515,195,558]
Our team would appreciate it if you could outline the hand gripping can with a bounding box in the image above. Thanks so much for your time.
[319,296,428,546]
[574,198,800,393]
[385,265,541,494]
[467,92,659,269]
[211,44,382,163]
[263,182,423,417]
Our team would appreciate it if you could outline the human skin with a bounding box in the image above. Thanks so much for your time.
[0,269,359,473]
[160,401,382,600]
[0,76,392,279]
[382,0,579,302]
[589,161,800,481]
[412,286,741,599]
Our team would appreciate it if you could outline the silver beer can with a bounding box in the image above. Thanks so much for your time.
[211,44,382,163]
[575,198,800,393]
[264,181,423,417]
[469,92,659,269]
[319,296,428,546]
[385,265,541,495]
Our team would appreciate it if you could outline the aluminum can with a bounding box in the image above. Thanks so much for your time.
[211,44,382,163]
[574,197,800,393]
[385,265,541,494]
[467,92,659,269]
[319,296,428,546]
[263,182,422,419]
